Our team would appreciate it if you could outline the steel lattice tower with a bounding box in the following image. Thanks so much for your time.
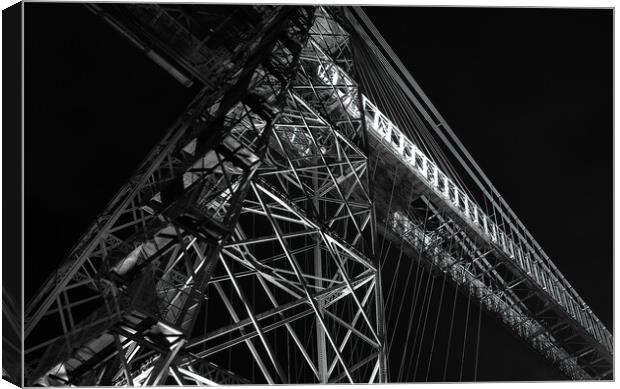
[21,4,612,386]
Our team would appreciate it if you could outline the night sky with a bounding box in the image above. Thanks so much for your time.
[24,3,612,382]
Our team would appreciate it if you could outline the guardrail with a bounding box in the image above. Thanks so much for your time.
[308,10,611,356]
[362,96,612,353]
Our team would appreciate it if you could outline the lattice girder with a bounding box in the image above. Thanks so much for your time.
[25,7,319,385]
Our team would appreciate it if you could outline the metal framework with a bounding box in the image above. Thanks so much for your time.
[25,6,386,385]
[22,4,612,386]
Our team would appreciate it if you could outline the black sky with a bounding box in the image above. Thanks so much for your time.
[24,3,612,382]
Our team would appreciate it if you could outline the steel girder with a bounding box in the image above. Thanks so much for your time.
[368,132,610,379]
[23,3,611,384]
[182,9,387,382]
[25,6,319,385]
[343,6,612,378]
[25,6,388,385]
[363,98,613,378]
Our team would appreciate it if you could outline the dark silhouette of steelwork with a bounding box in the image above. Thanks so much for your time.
[22,5,612,385]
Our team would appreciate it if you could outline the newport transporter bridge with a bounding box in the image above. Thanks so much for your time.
[20,4,612,386]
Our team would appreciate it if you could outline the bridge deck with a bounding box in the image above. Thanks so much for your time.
[26,4,612,383]
[366,102,612,378]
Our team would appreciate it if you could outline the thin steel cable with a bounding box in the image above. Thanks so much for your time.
[392,208,430,380]
[354,22,512,382]
[458,286,472,382]
[395,262,425,382]
[411,270,436,381]
[355,7,532,220]
[358,39,475,204]
[356,41,478,203]
[384,243,404,308]
[383,180,416,320]
[442,265,461,381]
[473,299,483,381]
[379,165,400,261]
[387,247,420,355]
[395,215,433,382]
[383,179,416,326]
[425,270,449,381]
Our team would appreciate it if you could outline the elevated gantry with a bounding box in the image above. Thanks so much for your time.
[22,4,611,385]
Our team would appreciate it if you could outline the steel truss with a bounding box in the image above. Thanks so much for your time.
[382,196,591,379]
[369,124,612,379]
[23,4,611,385]
[25,6,387,386]
[343,6,612,379]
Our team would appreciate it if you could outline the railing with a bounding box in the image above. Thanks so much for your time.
[308,6,611,357]
[362,96,612,353]
[388,210,589,379]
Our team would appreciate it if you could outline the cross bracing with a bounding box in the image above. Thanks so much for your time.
[21,4,612,385]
